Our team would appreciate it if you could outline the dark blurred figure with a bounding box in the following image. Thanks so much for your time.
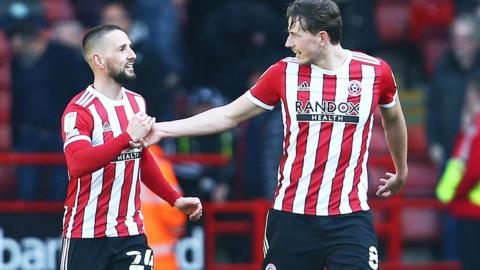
[6,20,87,200]
[174,87,234,202]
[101,1,177,120]
[436,72,480,270]
[51,19,92,87]
[426,14,480,167]
[135,0,186,90]
[426,14,480,260]
[194,0,286,100]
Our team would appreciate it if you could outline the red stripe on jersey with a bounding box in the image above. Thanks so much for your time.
[71,176,91,237]
[274,62,289,200]
[134,174,144,234]
[328,61,361,215]
[93,101,116,237]
[282,65,312,211]
[114,105,133,235]
[304,74,336,214]
[348,65,378,211]
[126,92,141,113]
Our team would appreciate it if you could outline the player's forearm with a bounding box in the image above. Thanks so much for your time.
[65,133,131,178]
[140,149,181,206]
[155,106,238,138]
[382,113,408,178]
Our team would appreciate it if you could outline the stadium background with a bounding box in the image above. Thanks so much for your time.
[0,0,477,269]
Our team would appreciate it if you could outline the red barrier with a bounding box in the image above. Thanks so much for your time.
[203,198,461,270]
[0,152,462,269]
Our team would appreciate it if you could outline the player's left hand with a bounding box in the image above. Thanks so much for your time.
[376,172,406,198]
[174,197,203,221]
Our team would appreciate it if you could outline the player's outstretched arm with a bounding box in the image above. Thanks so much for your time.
[142,93,266,145]
[377,97,408,198]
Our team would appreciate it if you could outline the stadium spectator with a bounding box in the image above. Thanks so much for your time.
[436,72,480,270]
[426,14,480,167]
[6,19,87,200]
[58,25,202,269]
[174,87,234,201]
[426,13,480,260]
[138,0,408,268]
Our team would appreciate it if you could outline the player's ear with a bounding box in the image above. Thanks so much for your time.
[93,54,105,69]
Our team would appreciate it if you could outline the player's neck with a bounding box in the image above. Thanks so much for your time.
[312,44,347,70]
[93,76,123,101]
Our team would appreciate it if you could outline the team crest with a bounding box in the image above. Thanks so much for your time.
[265,263,277,270]
[348,80,362,96]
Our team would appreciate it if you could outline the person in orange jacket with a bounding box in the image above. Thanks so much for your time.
[141,145,186,270]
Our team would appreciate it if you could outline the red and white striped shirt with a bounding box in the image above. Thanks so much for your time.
[61,85,180,238]
[247,50,398,216]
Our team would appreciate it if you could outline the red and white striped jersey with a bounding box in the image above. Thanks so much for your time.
[61,85,146,238]
[247,50,398,216]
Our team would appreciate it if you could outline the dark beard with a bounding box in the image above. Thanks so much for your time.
[109,68,136,85]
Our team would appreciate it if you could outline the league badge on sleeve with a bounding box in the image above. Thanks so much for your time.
[64,112,77,133]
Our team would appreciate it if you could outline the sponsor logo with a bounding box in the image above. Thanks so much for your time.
[114,148,142,162]
[297,81,310,91]
[102,121,112,132]
[265,263,277,270]
[348,80,362,96]
[295,100,360,123]
[0,228,61,270]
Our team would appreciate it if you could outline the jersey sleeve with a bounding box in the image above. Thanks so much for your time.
[141,148,181,206]
[61,104,94,149]
[246,62,283,110]
[378,59,398,108]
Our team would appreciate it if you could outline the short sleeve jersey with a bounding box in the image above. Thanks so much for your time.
[246,50,398,215]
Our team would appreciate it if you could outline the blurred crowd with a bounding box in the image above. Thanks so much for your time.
[2,0,480,267]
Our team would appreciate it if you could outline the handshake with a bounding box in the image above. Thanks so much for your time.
[126,112,160,148]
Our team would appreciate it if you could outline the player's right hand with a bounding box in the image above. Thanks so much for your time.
[126,112,155,143]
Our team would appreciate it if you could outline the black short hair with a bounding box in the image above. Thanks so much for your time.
[286,0,342,45]
[81,24,124,61]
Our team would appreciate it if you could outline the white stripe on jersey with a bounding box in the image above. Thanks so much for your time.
[359,114,375,211]
[351,52,381,65]
[78,91,94,107]
[122,99,141,235]
[75,91,90,106]
[134,95,146,112]
[339,65,375,214]
[273,62,299,210]
[316,64,350,215]
[125,158,140,235]
[291,67,323,214]
[104,102,125,237]
[65,178,81,238]
[82,105,105,238]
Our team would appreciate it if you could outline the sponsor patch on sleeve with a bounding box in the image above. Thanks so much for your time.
[64,112,77,133]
